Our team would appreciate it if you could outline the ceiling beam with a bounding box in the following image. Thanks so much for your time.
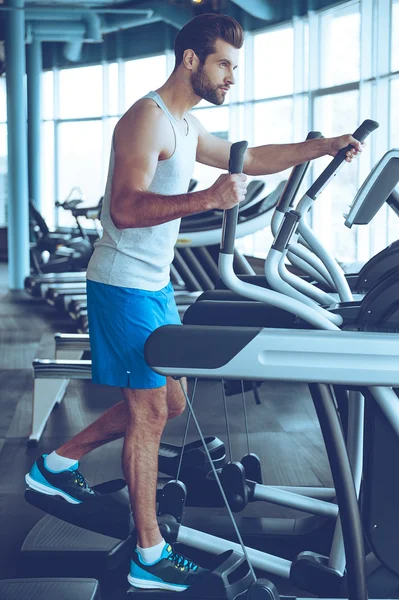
[229,0,277,21]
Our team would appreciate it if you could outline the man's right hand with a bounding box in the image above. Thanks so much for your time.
[205,173,248,210]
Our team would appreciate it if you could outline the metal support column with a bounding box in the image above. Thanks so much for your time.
[27,38,42,212]
[5,0,30,289]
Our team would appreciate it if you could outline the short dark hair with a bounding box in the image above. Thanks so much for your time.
[174,13,244,67]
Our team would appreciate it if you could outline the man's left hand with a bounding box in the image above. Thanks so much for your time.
[328,134,364,162]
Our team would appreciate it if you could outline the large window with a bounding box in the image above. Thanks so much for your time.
[14,0,398,262]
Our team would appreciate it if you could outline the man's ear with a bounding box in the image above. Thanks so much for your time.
[182,49,200,71]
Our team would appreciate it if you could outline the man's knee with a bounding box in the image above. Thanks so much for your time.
[166,378,187,419]
[122,386,169,427]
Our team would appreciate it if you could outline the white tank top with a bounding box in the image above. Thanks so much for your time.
[86,91,198,290]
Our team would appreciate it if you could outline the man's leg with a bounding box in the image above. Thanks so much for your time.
[121,385,168,548]
[124,382,207,591]
[54,377,186,462]
[25,376,188,503]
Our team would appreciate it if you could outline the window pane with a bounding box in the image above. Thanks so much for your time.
[124,55,166,109]
[59,65,103,119]
[104,117,119,159]
[254,27,294,99]
[0,124,7,226]
[237,40,246,102]
[236,99,294,259]
[314,91,359,262]
[191,107,229,191]
[388,78,399,243]
[57,121,103,227]
[0,77,6,123]
[303,21,310,92]
[253,98,293,190]
[41,121,55,228]
[108,62,119,116]
[320,8,360,87]
[41,70,54,120]
[192,106,229,136]
[392,0,399,71]
[391,78,399,146]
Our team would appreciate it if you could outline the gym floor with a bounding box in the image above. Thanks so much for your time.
[0,261,332,597]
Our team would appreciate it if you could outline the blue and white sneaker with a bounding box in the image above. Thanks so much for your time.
[128,543,208,592]
[25,454,96,504]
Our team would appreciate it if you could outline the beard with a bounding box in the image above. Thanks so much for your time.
[191,64,225,106]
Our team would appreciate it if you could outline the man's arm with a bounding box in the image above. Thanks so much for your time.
[244,136,362,176]
[110,102,246,229]
[191,114,362,176]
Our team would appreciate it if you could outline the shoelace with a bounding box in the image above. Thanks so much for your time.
[168,551,198,572]
[73,469,90,489]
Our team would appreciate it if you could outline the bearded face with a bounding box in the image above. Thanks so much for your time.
[190,61,227,106]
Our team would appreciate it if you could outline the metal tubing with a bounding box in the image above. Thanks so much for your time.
[31,32,83,43]
[368,386,399,438]
[5,0,30,290]
[179,247,214,291]
[328,391,365,575]
[298,210,353,302]
[193,246,220,284]
[286,249,332,286]
[310,383,368,600]
[27,38,42,212]
[101,16,158,34]
[264,249,342,325]
[1,6,153,14]
[233,249,256,275]
[274,486,336,499]
[101,0,191,33]
[177,525,292,579]
[26,8,102,42]
[278,250,336,305]
[173,249,202,292]
[219,253,339,330]
[28,20,86,37]
[253,484,338,518]
[64,40,84,62]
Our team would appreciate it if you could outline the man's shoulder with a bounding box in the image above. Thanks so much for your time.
[114,98,173,152]
[122,97,169,125]
[115,98,171,146]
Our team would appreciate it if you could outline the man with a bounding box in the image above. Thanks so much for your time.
[26,13,362,592]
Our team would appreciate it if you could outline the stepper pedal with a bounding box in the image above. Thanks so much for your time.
[0,578,101,600]
[21,515,131,578]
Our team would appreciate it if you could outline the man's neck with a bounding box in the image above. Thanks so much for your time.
[155,74,200,121]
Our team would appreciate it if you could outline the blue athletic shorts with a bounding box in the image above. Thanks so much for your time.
[86,279,181,389]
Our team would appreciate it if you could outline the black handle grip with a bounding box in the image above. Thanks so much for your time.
[307,119,379,199]
[307,131,324,140]
[272,210,301,252]
[228,140,248,174]
[276,131,323,214]
[221,141,249,255]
